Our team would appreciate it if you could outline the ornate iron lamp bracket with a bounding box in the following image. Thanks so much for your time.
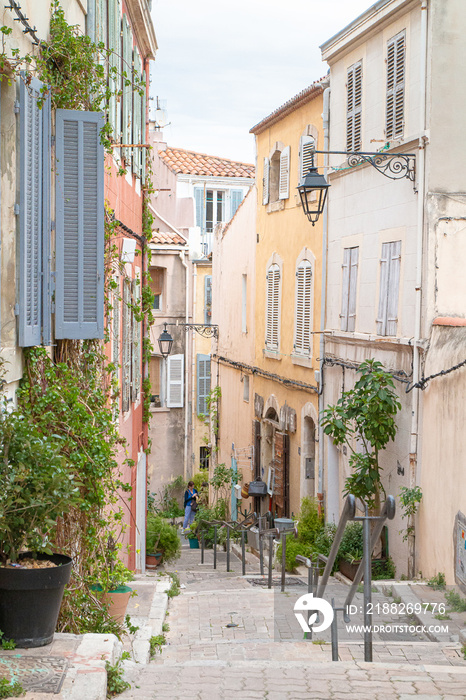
[313,150,416,184]
[183,324,219,339]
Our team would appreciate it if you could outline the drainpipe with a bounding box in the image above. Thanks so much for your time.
[179,249,190,481]
[408,0,428,578]
[318,84,331,507]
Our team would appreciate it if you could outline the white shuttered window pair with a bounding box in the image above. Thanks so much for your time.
[262,157,270,205]
[131,279,141,402]
[377,241,401,336]
[167,354,184,408]
[294,260,312,356]
[265,264,281,350]
[347,62,362,152]
[386,31,406,140]
[340,247,359,332]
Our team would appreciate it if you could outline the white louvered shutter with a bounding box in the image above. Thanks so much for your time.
[55,110,104,339]
[18,75,51,347]
[377,243,390,335]
[386,241,401,335]
[340,248,351,331]
[167,354,184,408]
[279,146,290,200]
[266,264,280,350]
[204,275,212,324]
[131,278,141,402]
[231,190,243,218]
[197,354,211,415]
[386,32,405,140]
[347,62,362,152]
[347,247,359,332]
[294,260,312,355]
[262,157,270,205]
[300,135,315,181]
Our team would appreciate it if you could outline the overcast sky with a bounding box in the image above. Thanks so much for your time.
[149,0,372,164]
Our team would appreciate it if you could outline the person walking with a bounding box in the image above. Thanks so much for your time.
[183,481,198,531]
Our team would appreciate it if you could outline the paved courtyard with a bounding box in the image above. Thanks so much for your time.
[119,542,466,699]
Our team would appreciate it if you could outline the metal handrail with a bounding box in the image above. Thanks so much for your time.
[316,495,356,598]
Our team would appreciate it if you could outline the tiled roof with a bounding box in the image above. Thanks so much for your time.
[160,147,255,179]
[152,230,186,245]
[250,78,327,134]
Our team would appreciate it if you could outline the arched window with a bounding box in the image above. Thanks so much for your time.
[266,263,281,350]
[294,259,312,356]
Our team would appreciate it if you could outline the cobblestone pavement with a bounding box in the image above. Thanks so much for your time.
[119,543,466,699]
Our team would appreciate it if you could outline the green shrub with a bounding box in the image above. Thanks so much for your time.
[337,522,364,564]
[277,539,313,573]
[296,497,323,545]
[105,658,130,698]
[372,556,396,580]
[427,572,446,590]
[146,515,180,562]
[445,589,466,612]
[0,678,25,698]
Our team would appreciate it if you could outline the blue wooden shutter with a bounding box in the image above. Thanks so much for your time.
[141,69,147,184]
[55,109,105,339]
[18,76,48,347]
[230,190,243,218]
[122,15,132,163]
[197,353,211,415]
[194,188,204,227]
[204,274,212,324]
[41,90,52,346]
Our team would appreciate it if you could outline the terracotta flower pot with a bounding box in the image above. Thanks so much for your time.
[146,552,163,569]
[91,585,132,623]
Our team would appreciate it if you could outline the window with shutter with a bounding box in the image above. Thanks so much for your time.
[294,260,312,355]
[377,241,401,336]
[204,275,212,324]
[347,62,362,152]
[112,275,120,416]
[132,49,142,176]
[279,146,290,200]
[167,354,184,408]
[386,31,405,140]
[131,278,141,402]
[121,279,132,412]
[262,157,269,205]
[108,0,117,133]
[299,135,315,181]
[141,69,147,184]
[265,264,280,350]
[340,247,359,332]
[122,15,133,163]
[55,109,104,339]
[18,76,51,347]
[231,189,243,218]
[197,354,211,415]
[150,267,164,310]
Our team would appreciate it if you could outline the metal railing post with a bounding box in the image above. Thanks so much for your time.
[330,599,339,661]
[259,516,264,576]
[201,531,205,564]
[226,525,230,572]
[281,532,286,592]
[268,535,273,589]
[213,525,217,570]
[241,527,246,576]
[363,506,373,662]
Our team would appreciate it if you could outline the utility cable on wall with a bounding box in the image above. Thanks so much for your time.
[212,355,318,394]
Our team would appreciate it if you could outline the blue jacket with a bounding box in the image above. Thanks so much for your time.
[184,488,198,508]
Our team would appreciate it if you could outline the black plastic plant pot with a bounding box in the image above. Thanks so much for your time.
[0,552,73,648]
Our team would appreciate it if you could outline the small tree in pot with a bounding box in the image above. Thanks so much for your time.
[0,409,79,646]
[146,514,180,566]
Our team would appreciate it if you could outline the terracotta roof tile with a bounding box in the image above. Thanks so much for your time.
[250,78,327,134]
[160,147,255,179]
[152,230,186,245]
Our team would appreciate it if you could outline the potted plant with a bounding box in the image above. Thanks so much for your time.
[146,514,181,565]
[90,538,135,623]
[0,409,79,647]
[186,522,200,549]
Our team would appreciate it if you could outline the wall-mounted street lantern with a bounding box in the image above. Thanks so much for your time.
[158,323,174,358]
[298,149,416,226]
[157,322,219,358]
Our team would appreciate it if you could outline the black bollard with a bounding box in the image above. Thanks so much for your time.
[213,525,217,570]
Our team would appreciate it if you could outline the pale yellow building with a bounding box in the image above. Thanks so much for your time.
[246,80,326,519]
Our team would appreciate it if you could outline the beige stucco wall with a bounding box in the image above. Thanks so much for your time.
[212,189,256,511]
